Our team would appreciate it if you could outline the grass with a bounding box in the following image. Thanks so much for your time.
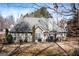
[0,40,78,56]
[43,50,64,56]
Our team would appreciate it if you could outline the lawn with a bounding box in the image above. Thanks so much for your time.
[0,40,79,56]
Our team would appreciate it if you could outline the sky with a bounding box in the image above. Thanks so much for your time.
[0,3,74,22]
[0,3,37,21]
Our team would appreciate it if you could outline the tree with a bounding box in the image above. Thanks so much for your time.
[32,25,35,42]
[24,7,52,18]
[67,4,79,37]
[0,15,5,30]
[33,3,79,37]
[5,15,15,27]
[5,28,9,36]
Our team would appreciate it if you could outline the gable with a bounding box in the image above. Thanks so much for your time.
[35,27,43,33]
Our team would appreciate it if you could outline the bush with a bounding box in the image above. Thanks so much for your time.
[24,39,28,42]
[6,34,13,44]
[71,48,79,56]
[19,39,23,44]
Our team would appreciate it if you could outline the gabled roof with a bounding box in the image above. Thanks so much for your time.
[23,17,49,31]
[35,26,44,31]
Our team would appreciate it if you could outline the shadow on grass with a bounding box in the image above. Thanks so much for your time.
[8,44,21,56]
[32,44,53,56]
[55,42,69,56]
[0,44,4,52]
[15,43,37,56]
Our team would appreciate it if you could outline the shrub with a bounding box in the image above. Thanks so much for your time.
[19,39,23,44]
[6,34,13,44]
[24,39,28,42]
[71,48,79,56]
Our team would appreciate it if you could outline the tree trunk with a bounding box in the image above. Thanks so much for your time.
[32,25,35,42]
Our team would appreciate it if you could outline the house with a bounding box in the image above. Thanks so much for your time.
[9,31,32,43]
[22,17,52,42]
[52,21,67,41]
[10,16,67,43]
[35,26,47,42]
[10,17,51,43]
